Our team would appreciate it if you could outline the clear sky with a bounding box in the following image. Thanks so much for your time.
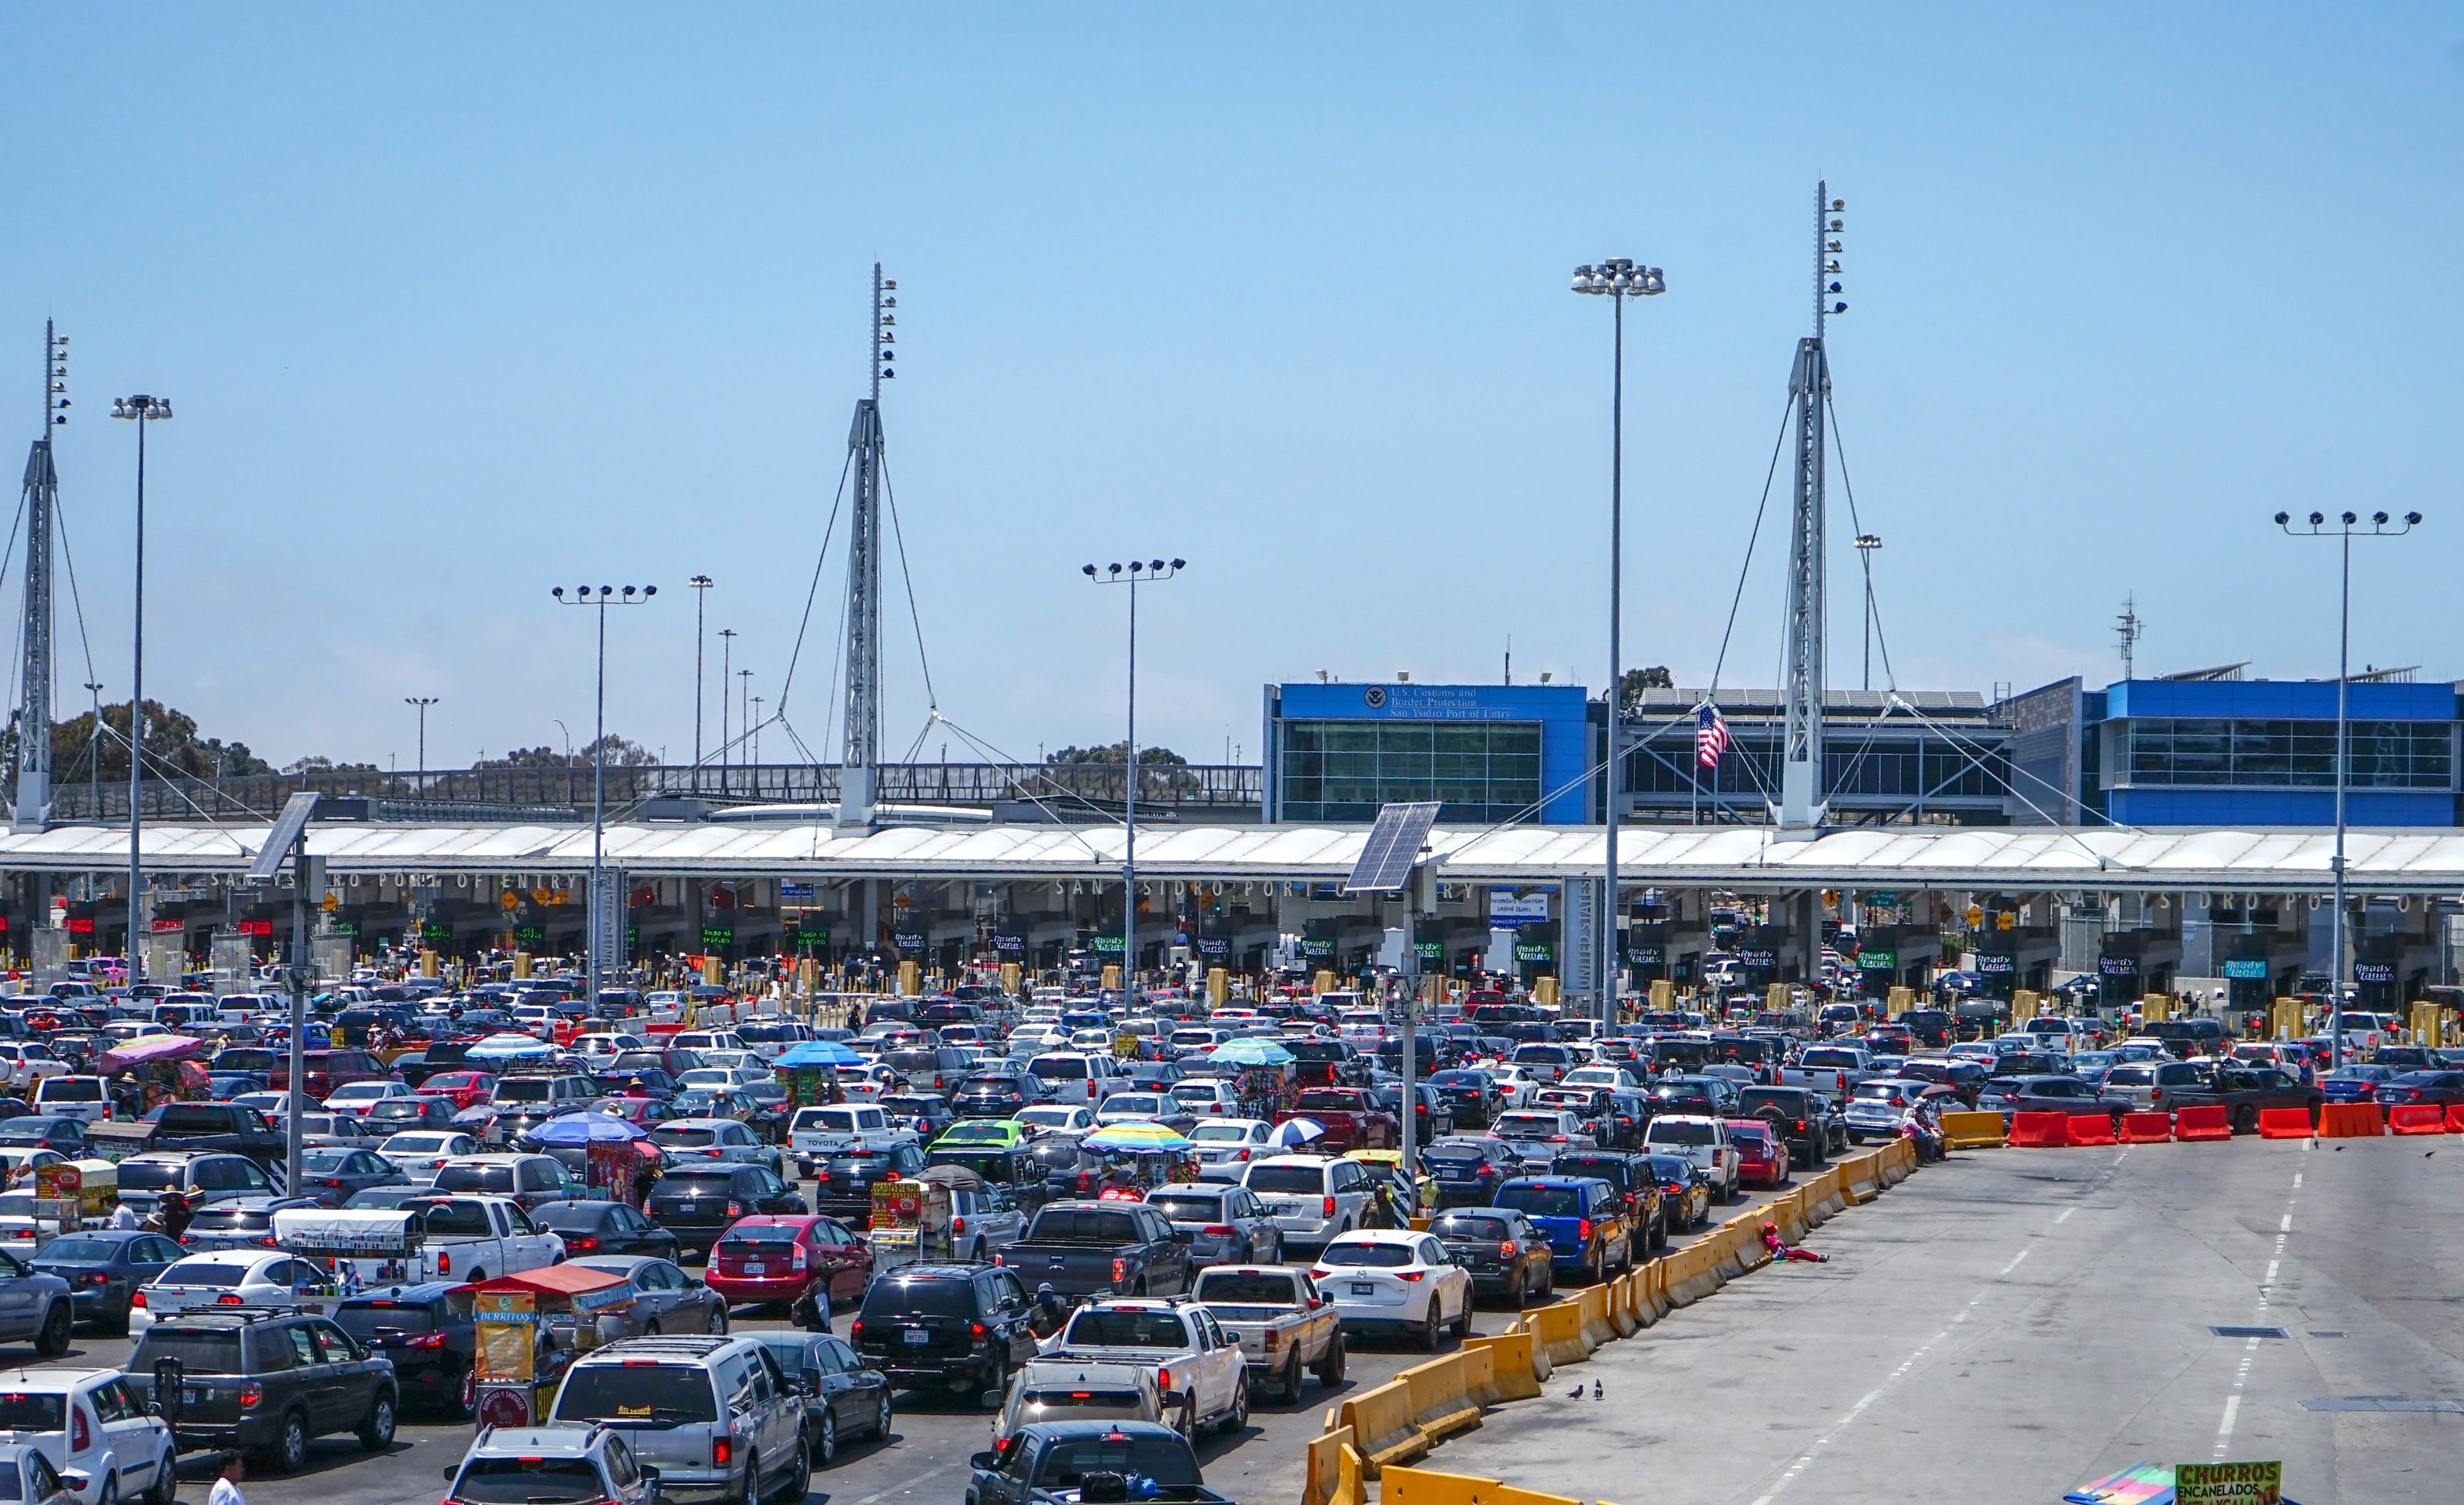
[2,5,2456,775]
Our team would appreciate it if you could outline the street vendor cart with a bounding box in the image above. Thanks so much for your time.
[448,1264,637,1429]
[273,1206,425,1289]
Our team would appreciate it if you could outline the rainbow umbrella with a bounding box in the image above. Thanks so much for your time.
[1083,1122,1196,1151]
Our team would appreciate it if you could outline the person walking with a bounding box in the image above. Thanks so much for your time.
[209,1453,246,1505]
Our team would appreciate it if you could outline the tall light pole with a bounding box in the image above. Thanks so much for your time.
[553,583,656,1007]
[750,696,764,766]
[718,628,736,775]
[1852,533,1882,691]
[110,394,170,978]
[81,682,102,826]
[1570,259,1663,1024]
[1084,558,1185,1008]
[688,575,713,789]
[2275,508,2422,1069]
[403,697,439,784]
[737,669,753,768]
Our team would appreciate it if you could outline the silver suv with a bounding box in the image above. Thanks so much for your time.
[549,1336,810,1503]
[444,1423,663,1505]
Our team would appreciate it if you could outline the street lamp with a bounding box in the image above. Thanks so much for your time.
[2275,507,2422,1069]
[403,697,439,785]
[688,575,714,789]
[81,682,102,825]
[110,393,171,978]
[553,583,657,1007]
[1852,533,1883,691]
[738,669,754,769]
[718,628,737,776]
[1083,558,1187,1009]
[1571,258,1664,1024]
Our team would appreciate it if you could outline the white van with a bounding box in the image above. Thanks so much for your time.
[32,1076,110,1125]
[1026,1051,1125,1106]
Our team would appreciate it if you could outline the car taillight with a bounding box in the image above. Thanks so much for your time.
[239,1382,261,1408]
[1157,1366,1171,1390]
[711,1438,731,1466]
[410,1330,447,1349]
[217,1293,244,1306]
[1111,1258,1127,1285]
[850,1319,864,1337]
[1398,1270,1425,1282]
[1322,1195,1337,1217]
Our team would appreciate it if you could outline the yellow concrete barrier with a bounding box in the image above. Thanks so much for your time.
[1396,1352,1483,1447]
[1662,1240,1724,1306]
[1706,1218,1755,1280]
[1636,1255,1670,1321]
[1336,1377,1428,1473]
[1839,1151,1883,1204]
[1382,1466,1583,1505]
[1799,1167,1843,1225]
[1939,1110,2007,1150]
[1410,1215,1434,1232]
[1331,1442,1368,1505]
[1766,1188,1807,1245]
[1576,1283,1618,1349]
[1727,1217,1773,1275]
[1881,1138,1915,1183]
[1527,1296,1592,1368]
[1461,1330,1549,1399]
[1305,1425,1358,1505]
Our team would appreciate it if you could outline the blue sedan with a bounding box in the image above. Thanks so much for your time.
[2318,1065,2394,1104]
[27,1229,182,1332]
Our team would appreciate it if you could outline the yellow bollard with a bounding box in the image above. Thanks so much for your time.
[1207,967,1229,1006]
[2010,989,2038,1025]
[1886,985,1913,1018]
[1534,977,1558,1008]
[898,960,919,997]
[1649,978,1673,1011]
[512,952,532,980]
[419,949,439,979]
[2140,991,2171,1024]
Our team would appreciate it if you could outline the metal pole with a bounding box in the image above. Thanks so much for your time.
[285,846,312,1187]
[126,416,146,980]
[2331,527,2348,1070]
[719,629,735,778]
[691,576,711,790]
[590,595,608,1007]
[1123,574,1137,1010]
[1603,291,1622,1029]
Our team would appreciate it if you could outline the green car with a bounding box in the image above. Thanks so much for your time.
[932,1120,1026,1151]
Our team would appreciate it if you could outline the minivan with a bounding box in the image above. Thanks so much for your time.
[551,1335,808,1503]
[1025,1053,1121,1106]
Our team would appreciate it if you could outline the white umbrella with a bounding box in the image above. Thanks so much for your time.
[1274,1117,1327,1148]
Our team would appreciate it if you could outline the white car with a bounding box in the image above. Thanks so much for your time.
[1560,1066,1642,1093]
[1240,1155,1377,1253]
[377,1130,478,1179]
[1308,1229,1475,1350]
[1641,1114,1743,1202]
[322,1081,418,1118]
[1168,1081,1240,1119]
[27,1079,109,1126]
[1187,1118,1277,1179]
[130,1250,335,1337]
[0,1366,176,1505]
[1485,1109,1595,1168]
[0,1046,69,1094]
[671,1031,747,1054]
[1485,1066,1544,1109]
[1013,1104,1096,1138]
[511,1004,562,1040]
[1066,1027,1116,1054]
[570,1033,644,1069]
[1092,1093,1178,1128]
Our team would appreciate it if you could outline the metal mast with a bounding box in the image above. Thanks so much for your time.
[14,323,66,831]
[836,264,893,829]
[1777,181,1843,834]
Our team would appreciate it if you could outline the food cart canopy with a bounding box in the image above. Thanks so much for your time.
[470,1263,634,1312]
[775,1041,863,1067]
[99,1034,210,1074]
[273,1208,422,1255]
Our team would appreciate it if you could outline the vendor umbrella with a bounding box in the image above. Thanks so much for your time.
[1207,1039,1294,1067]
[1082,1122,1197,1152]
[528,1114,650,1145]
[774,1040,864,1068]
[1274,1117,1327,1148]
[466,1033,556,1059]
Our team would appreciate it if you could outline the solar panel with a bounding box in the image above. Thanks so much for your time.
[244,793,324,884]
[1344,801,1440,894]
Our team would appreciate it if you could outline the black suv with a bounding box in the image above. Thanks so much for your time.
[646,1163,806,1257]
[1733,1086,1838,1165]
[334,1282,479,1417]
[849,1263,1043,1401]
[1545,1149,1667,1249]
[808,1143,926,1225]
[126,1309,400,1472]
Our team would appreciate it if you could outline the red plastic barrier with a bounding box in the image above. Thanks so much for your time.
[2174,1104,2232,1141]
[644,1021,686,1037]
[2389,1104,2447,1135]
[2256,1107,2314,1139]
[2121,1111,2174,1143]
[2009,1111,2068,1148]
[2318,1102,2384,1138]
[2064,1112,2118,1147]
[2449,1104,2464,1134]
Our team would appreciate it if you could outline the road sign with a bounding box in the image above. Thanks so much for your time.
[2174,1460,2281,1505]
[1964,907,1984,927]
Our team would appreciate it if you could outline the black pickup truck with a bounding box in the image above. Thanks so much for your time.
[993,1201,1191,1302]
[966,1421,1230,1505]
[88,1103,291,1172]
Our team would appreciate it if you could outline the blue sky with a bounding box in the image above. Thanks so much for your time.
[2,5,2457,773]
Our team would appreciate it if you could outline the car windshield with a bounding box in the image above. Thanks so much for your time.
[1491,1115,1559,1137]
[718,1225,802,1246]
[1431,1214,1515,1241]
[658,1171,742,1192]
[858,1278,976,1319]
[1495,1185,1584,1218]
[1033,1437,1200,1492]
[1103,1095,1166,1115]
[0,1393,66,1431]
[1646,1121,1716,1146]
[1194,1271,1299,1305]
[1026,1208,1138,1242]
[1188,1124,1249,1143]
[131,1329,243,1374]
[336,1302,437,1339]
[554,1364,718,1426]
[1317,1242,1414,1268]
[650,1128,721,1148]
[816,1154,897,1177]
[494,1081,552,1103]
[1245,1166,1325,1194]
[434,1165,516,1194]
[39,1081,99,1102]
[1063,1309,1189,1347]
[1143,1192,1222,1220]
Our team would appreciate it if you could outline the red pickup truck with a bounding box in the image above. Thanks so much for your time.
[267,1047,392,1101]
[1276,1088,1400,1151]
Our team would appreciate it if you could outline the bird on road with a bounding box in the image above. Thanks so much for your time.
[1592,1380,1604,1399]
[1565,1385,1585,1398]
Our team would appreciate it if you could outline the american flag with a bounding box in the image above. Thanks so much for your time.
[1696,703,1730,769]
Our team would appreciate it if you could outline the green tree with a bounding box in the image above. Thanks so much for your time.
[43,700,274,782]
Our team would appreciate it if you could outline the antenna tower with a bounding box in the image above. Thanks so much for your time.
[1776,181,1846,834]
[14,323,67,830]
[2117,595,2142,680]
[835,266,894,828]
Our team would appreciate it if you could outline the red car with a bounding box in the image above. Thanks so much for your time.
[1277,1088,1399,1151]
[1725,1118,1791,1190]
[268,1048,390,1101]
[702,1214,873,1324]
[415,1071,499,1111]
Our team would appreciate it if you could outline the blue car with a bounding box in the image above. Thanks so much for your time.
[1492,1176,1634,1284]
[27,1228,182,1332]
[2318,1065,2394,1104]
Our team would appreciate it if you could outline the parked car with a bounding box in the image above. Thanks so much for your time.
[748,1329,895,1464]
[851,1262,1045,1401]
[2375,1070,2464,1110]
[1307,1228,1475,1350]
[125,1308,399,1472]
[438,1411,659,1505]
[0,1366,176,1505]
[28,1231,180,1335]
[547,1333,809,1500]
[333,1281,480,1416]
[291,1146,410,1206]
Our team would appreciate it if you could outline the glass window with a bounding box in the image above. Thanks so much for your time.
[286,1327,320,1369]
[311,1323,361,1363]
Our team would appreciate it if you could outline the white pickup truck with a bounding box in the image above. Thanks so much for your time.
[786,1104,919,1177]
[1639,1115,1743,1203]
[1038,1296,1251,1436]
[275,1197,565,1285]
[1782,1045,1880,1097]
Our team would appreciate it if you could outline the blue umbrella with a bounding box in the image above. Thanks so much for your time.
[1274,1117,1327,1148]
[466,1033,554,1059]
[529,1114,650,1145]
[775,1040,863,1067]
[1207,1039,1294,1067]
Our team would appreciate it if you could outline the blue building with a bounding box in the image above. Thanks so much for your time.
[2003,670,2461,827]
[1262,682,1592,824]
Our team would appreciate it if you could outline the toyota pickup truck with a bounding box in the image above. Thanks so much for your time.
[1192,1264,1344,1403]
[1274,1088,1398,1152]
[1781,1046,1879,1098]
[993,1201,1192,1302]
[1038,1297,1250,1436]
[401,1194,567,1282]
[787,1102,919,1176]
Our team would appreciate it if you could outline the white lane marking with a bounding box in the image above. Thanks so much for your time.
[2054,1206,2077,1225]
[2278,1214,2292,1232]
[2264,1259,2279,1285]
[2000,1249,2032,1276]
[2215,1393,2242,1452]
[2293,1171,2303,1188]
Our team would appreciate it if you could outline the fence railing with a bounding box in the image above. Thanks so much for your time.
[42,761,1267,824]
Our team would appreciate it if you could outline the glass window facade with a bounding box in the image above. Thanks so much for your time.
[2115,718,2454,789]
[1278,720,1542,823]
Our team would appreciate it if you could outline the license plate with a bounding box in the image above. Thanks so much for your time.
[184,1388,203,1405]
[743,1262,766,1275]
[1350,1282,1376,1296]
[1272,1201,1308,1216]
[902,1329,931,1346]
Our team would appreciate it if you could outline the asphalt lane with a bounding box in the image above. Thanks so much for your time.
[1437,1135,2464,1505]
